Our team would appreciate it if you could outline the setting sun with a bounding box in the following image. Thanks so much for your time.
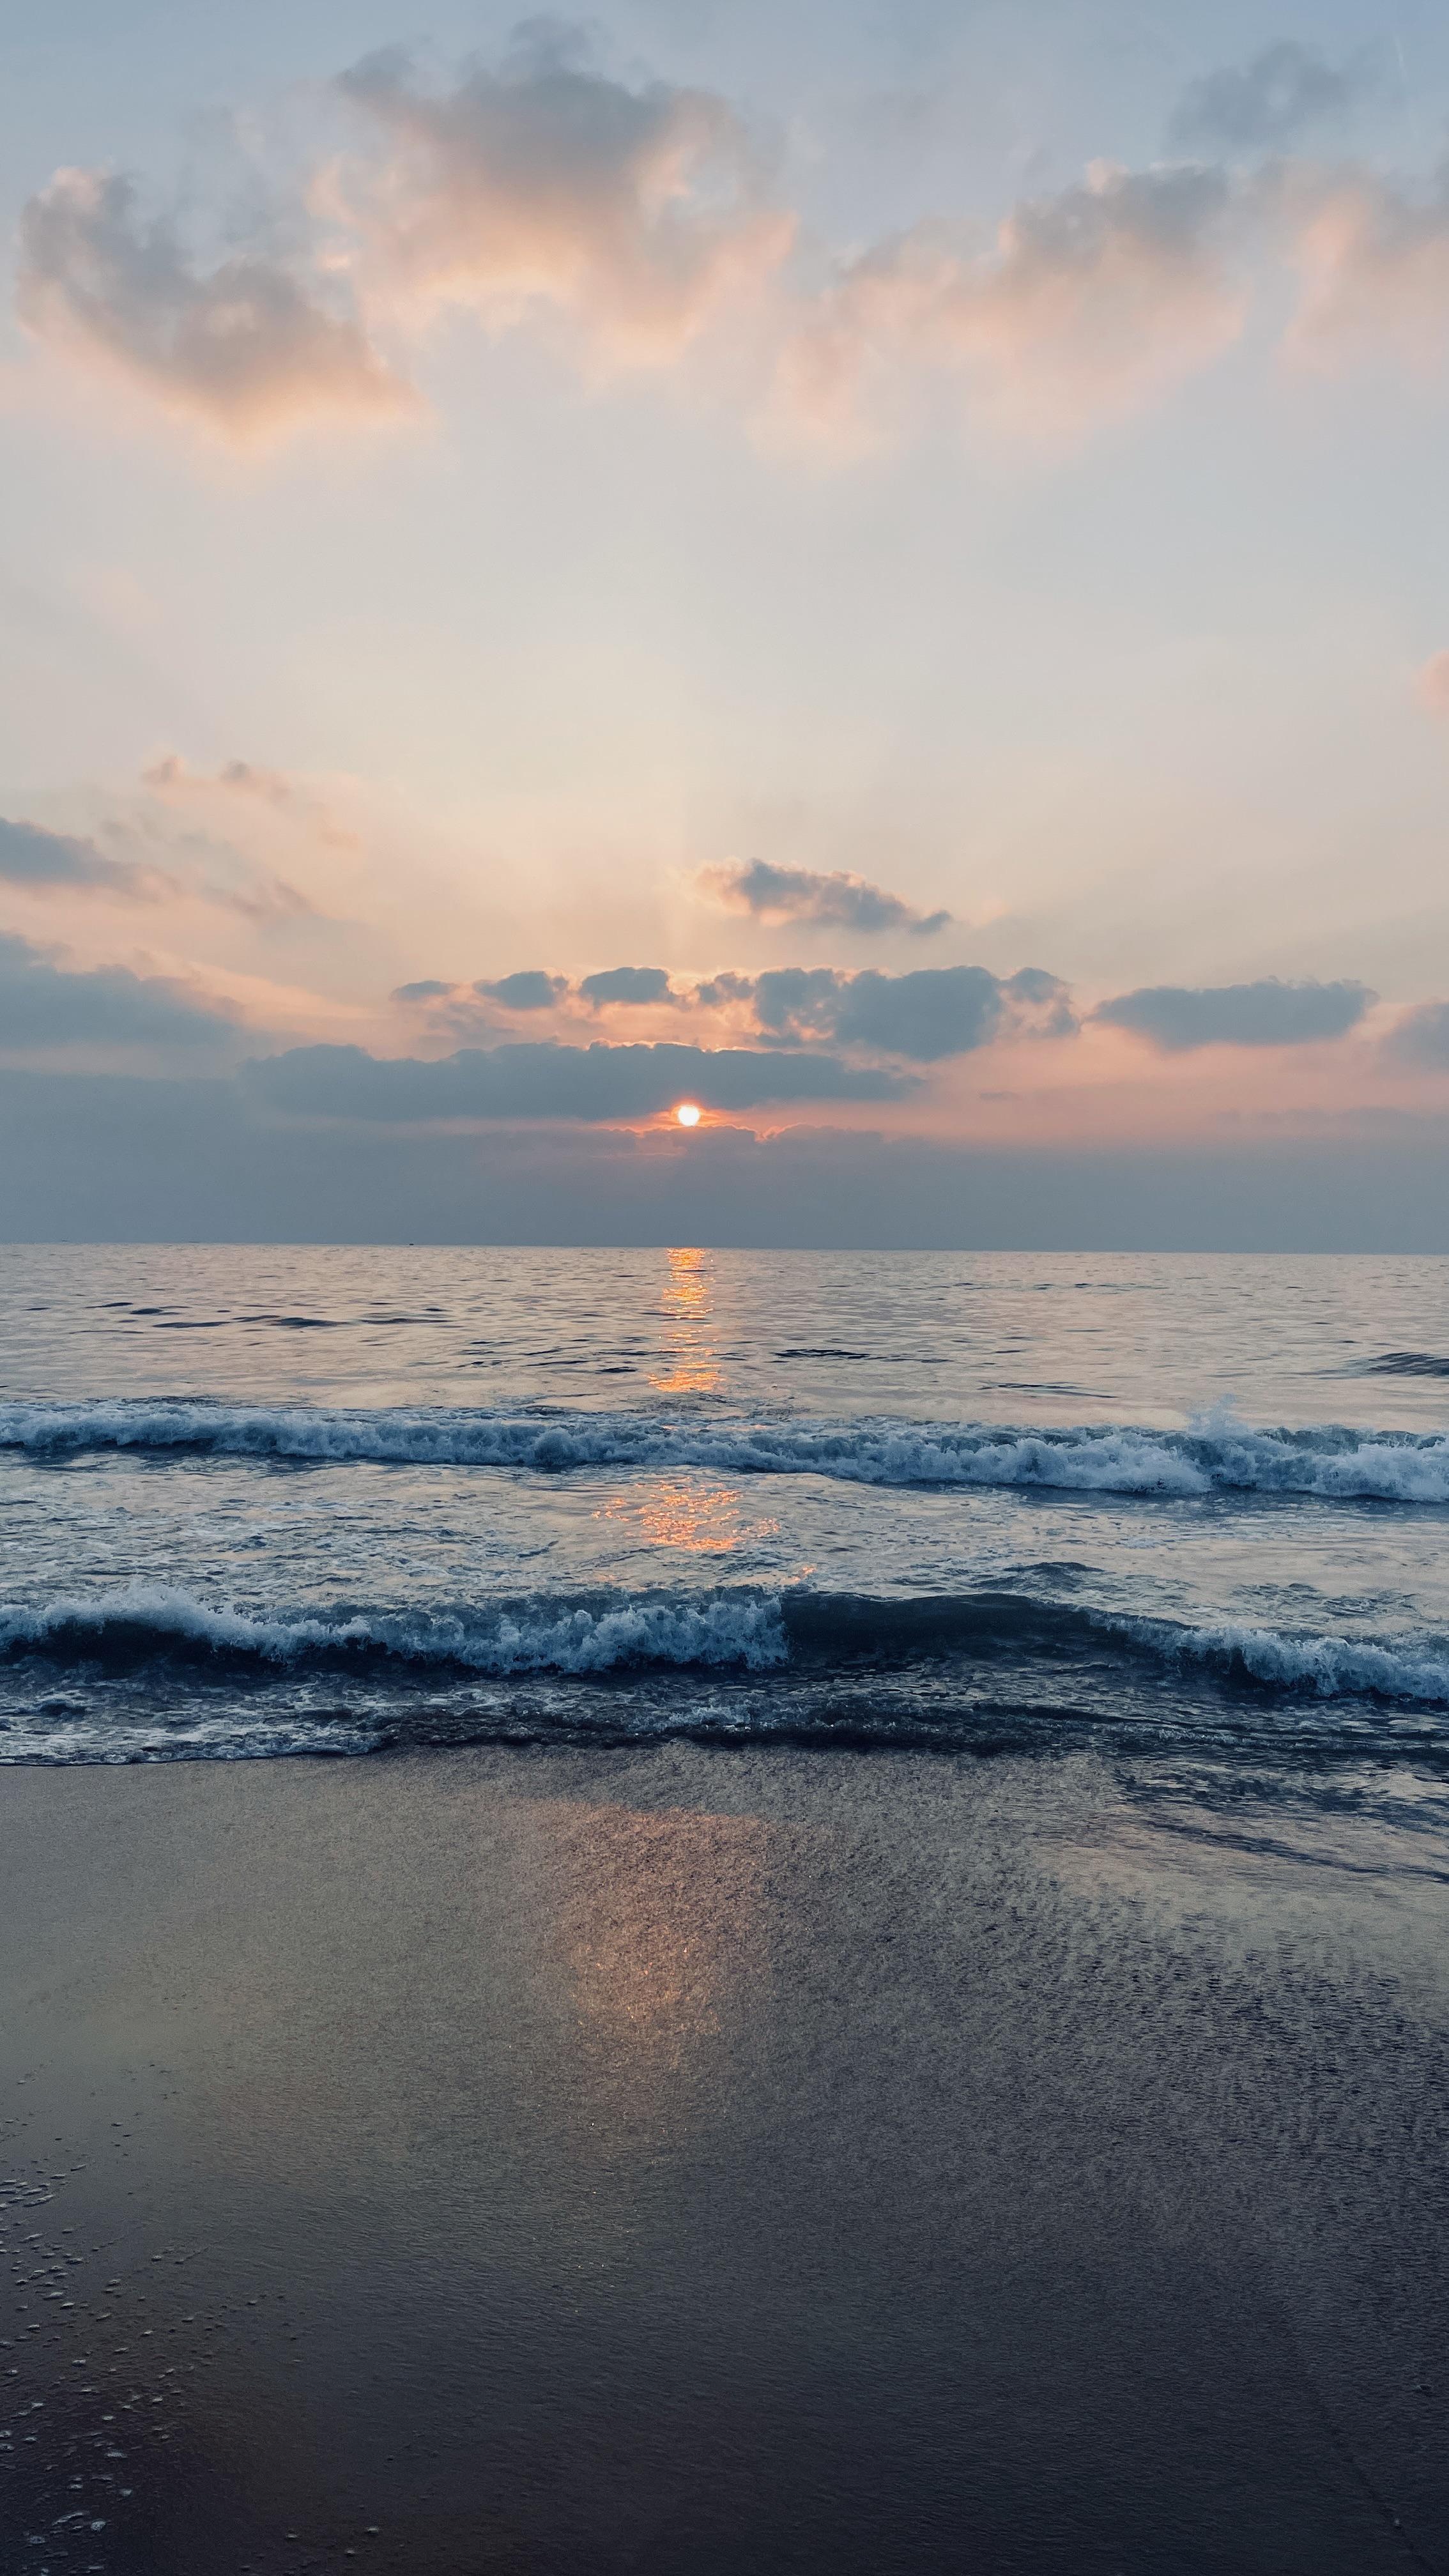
[674,1102,702,1128]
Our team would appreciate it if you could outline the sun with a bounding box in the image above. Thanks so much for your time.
[674,1101,702,1128]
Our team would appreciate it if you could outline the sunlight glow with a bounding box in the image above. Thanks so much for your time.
[674,1101,702,1127]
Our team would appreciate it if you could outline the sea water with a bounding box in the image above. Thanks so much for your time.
[1,1243,1448,1788]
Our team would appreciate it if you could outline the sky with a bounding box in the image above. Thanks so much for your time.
[4,0,1449,1245]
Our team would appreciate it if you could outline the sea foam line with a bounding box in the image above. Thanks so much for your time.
[3,1398,1449,1500]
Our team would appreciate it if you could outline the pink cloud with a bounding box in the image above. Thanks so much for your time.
[142,755,360,859]
[776,162,1246,446]
[1415,650,1449,716]
[319,35,794,367]
[1285,169,1449,367]
[17,167,415,444]
[23,40,1449,465]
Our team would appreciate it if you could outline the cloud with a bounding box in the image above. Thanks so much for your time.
[0,929,241,1050]
[1284,168,1449,367]
[578,965,674,1006]
[393,969,570,1031]
[747,963,1074,1059]
[780,160,1243,442]
[325,30,793,365]
[27,17,1449,477]
[245,1039,913,1122]
[1383,1002,1449,1069]
[1094,978,1374,1050]
[24,39,1449,464]
[395,965,682,1029]
[477,970,569,1010]
[143,756,359,854]
[701,859,951,935]
[1416,652,1449,715]
[17,167,413,442]
[387,958,1073,1056]
[0,815,170,900]
[201,876,318,926]
[1170,44,1372,152]
[17,1063,1449,1249]
[135,757,348,917]
[17,32,789,441]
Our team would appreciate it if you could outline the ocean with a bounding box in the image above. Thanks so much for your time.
[3,1242,1449,1792]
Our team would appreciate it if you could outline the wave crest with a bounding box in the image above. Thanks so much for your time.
[0,1583,788,1675]
[3,1581,1449,1710]
[3,1399,1449,1502]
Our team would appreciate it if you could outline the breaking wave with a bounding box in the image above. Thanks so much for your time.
[0,1583,788,1676]
[4,1399,1449,1502]
[3,1581,1449,1710]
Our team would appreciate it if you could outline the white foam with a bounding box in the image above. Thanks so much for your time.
[3,1397,1449,1501]
[1118,1614,1449,1704]
[0,1581,788,1674]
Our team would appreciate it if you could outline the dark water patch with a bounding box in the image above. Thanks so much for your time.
[774,1348,875,1361]
[1346,1351,1449,1379]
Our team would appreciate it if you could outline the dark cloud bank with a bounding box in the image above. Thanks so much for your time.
[0,930,236,1048]
[247,1041,910,1120]
[4,1066,1449,1250]
[0,817,162,901]
[1094,978,1373,1050]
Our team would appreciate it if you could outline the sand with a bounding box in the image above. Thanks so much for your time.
[1,1742,1446,2575]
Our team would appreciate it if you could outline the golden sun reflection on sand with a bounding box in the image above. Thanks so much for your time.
[544,1802,770,2071]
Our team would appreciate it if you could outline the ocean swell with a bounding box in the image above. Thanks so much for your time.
[3,1399,1449,1501]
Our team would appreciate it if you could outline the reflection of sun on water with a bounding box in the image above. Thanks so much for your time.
[649,1244,721,1395]
[599,1478,779,1554]
[661,1244,709,1317]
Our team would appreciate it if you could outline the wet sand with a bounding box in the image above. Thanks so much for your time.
[1,1743,1446,2575]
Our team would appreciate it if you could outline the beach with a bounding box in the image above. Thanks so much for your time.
[4,1740,1446,2575]
[11,0,1449,2547]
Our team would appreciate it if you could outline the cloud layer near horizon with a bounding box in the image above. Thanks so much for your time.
[7,1061,1449,1252]
[246,1039,913,1121]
